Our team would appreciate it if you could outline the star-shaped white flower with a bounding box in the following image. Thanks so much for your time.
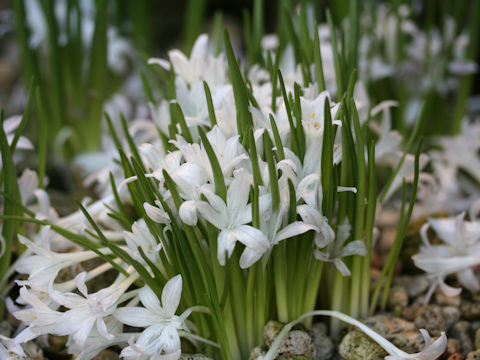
[114,275,192,359]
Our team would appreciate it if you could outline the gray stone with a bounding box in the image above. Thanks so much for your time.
[475,328,480,350]
[461,300,480,320]
[445,338,462,357]
[389,331,424,353]
[406,275,430,298]
[363,315,416,339]
[338,330,387,360]
[248,346,267,360]
[308,326,334,360]
[93,350,119,359]
[435,291,461,307]
[452,321,474,354]
[22,341,44,359]
[387,286,409,309]
[466,349,480,360]
[414,305,447,336]
[273,330,316,358]
[0,321,12,337]
[443,306,462,330]
[264,320,284,347]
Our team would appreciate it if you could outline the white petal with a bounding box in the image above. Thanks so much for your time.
[161,275,182,316]
[3,115,22,134]
[96,318,114,340]
[334,259,352,276]
[74,272,89,298]
[439,277,462,297]
[457,269,480,292]
[139,286,161,312]
[227,169,251,223]
[148,57,171,70]
[234,225,270,253]
[340,240,367,257]
[217,230,237,265]
[179,200,198,226]
[239,247,263,269]
[144,202,169,224]
[275,222,317,243]
[114,307,157,327]
[191,34,209,58]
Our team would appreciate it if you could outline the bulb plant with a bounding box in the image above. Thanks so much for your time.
[1,1,479,360]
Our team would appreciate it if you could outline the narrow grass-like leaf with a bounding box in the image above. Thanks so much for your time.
[361,140,377,317]
[263,132,280,210]
[269,114,285,161]
[36,88,48,189]
[246,128,263,187]
[10,81,34,152]
[172,102,193,143]
[326,9,344,96]
[198,127,227,201]
[278,71,300,156]
[204,81,217,127]
[0,111,21,317]
[313,20,326,93]
[224,30,253,137]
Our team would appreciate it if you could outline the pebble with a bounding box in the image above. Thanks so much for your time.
[445,339,463,356]
[92,350,119,359]
[338,330,387,360]
[181,355,214,360]
[363,315,416,339]
[264,320,284,347]
[435,291,461,307]
[308,326,334,360]
[466,350,480,360]
[475,328,480,350]
[448,354,464,360]
[273,330,316,358]
[8,342,46,360]
[387,286,409,309]
[389,331,424,353]
[0,320,12,337]
[461,300,480,320]
[406,275,430,298]
[248,346,267,360]
[443,306,462,330]
[276,356,317,359]
[414,305,447,336]
[452,321,474,354]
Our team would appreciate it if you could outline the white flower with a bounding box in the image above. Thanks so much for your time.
[0,334,25,358]
[13,286,63,344]
[124,221,163,265]
[47,272,137,347]
[149,34,227,86]
[195,168,270,268]
[313,219,366,276]
[3,115,33,150]
[173,126,248,184]
[114,275,191,359]
[413,212,480,303]
[15,227,100,289]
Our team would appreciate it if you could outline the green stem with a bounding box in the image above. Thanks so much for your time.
[273,244,289,322]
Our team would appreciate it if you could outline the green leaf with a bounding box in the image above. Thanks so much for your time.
[0,110,21,317]
[204,81,218,127]
[263,132,280,210]
[224,30,253,138]
[198,127,227,201]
